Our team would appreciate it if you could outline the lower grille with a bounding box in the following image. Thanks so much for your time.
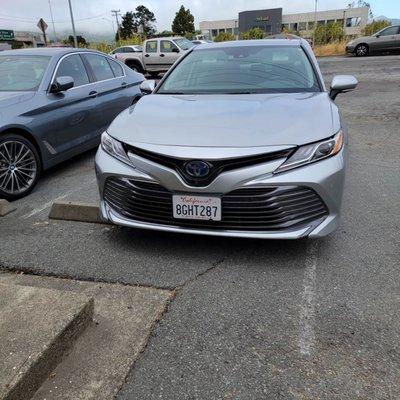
[104,177,328,232]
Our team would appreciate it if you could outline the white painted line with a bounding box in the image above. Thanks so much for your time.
[21,178,96,220]
[298,240,319,357]
[21,192,74,219]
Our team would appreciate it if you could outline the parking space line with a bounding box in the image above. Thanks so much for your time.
[298,240,319,357]
[21,179,96,220]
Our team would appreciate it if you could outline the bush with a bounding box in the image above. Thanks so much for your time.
[241,28,265,40]
[214,32,235,42]
[362,20,391,36]
[314,22,344,45]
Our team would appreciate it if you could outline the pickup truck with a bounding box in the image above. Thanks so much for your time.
[111,37,194,77]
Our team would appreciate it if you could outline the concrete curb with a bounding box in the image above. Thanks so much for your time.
[0,284,94,400]
[49,201,106,224]
[0,199,16,217]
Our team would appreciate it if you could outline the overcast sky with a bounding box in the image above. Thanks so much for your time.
[1,0,399,38]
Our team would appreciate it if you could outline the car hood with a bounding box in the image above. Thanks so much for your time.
[108,92,338,151]
[352,36,371,43]
[0,91,35,109]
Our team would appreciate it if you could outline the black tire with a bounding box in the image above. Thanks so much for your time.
[0,133,41,201]
[126,61,143,73]
[355,44,369,57]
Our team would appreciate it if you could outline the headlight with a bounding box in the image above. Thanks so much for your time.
[101,132,132,166]
[275,130,343,173]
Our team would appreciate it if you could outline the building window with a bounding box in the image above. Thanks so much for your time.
[219,28,225,34]
[307,21,315,30]
[327,19,335,24]
[226,28,233,34]
[211,29,218,37]
[318,20,326,26]
[292,23,298,31]
[298,22,307,31]
[346,17,361,27]
[282,23,289,31]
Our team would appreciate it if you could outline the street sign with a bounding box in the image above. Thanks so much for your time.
[0,29,14,41]
[37,18,48,32]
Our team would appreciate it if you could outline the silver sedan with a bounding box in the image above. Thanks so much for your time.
[95,39,357,239]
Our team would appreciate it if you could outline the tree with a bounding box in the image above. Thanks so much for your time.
[214,32,235,42]
[133,5,156,36]
[172,5,195,35]
[314,22,344,45]
[362,20,391,36]
[120,12,135,39]
[64,35,87,47]
[241,28,265,40]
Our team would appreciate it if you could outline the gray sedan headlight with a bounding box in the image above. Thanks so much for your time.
[101,132,132,166]
[275,130,343,173]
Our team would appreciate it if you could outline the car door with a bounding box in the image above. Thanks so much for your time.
[43,53,100,155]
[373,26,399,52]
[83,53,132,133]
[391,26,400,50]
[143,40,159,72]
[159,40,181,69]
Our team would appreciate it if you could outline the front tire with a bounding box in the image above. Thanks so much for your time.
[0,134,41,200]
[355,44,369,57]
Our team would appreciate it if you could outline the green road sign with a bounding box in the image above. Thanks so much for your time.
[0,30,14,41]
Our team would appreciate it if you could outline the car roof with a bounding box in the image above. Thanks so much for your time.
[194,38,304,50]
[0,47,104,57]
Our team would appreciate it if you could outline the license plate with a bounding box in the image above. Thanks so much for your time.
[172,195,221,221]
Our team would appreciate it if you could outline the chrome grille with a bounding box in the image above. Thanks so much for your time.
[104,177,328,231]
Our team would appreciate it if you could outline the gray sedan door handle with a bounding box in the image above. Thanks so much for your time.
[89,91,98,98]
[121,82,127,88]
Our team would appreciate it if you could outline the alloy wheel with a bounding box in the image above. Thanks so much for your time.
[0,140,37,196]
[356,45,368,56]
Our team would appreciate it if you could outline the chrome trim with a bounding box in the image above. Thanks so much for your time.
[48,51,126,93]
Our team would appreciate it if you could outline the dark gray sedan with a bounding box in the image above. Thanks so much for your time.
[0,48,144,200]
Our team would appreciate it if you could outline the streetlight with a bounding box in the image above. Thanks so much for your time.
[67,0,78,48]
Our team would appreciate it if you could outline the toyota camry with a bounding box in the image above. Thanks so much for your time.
[95,39,357,239]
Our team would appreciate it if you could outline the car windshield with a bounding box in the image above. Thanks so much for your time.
[0,55,50,91]
[173,38,195,50]
[157,45,321,94]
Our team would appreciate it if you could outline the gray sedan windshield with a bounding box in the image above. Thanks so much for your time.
[158,45,320,94]
[0,55,50,91]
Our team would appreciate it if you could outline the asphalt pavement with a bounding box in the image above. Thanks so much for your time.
[1,55,399,399]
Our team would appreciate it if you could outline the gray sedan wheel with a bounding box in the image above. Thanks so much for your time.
[0,134,41,200]
[356,44,369,57]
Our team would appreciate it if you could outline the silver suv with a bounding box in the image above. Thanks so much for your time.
[346,25,400,56]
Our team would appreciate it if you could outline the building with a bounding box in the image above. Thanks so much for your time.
[0,29,45,49]
[199,6,369,40]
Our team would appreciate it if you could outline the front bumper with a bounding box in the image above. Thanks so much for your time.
[95,146,346,239]
[346,44,356,54]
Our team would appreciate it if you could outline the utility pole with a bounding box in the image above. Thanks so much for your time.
[313,0,318,47]
[48,0,57,42]
[111,10,121,41]
[68,0,78,48]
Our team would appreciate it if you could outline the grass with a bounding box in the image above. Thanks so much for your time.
[314,41,347,57]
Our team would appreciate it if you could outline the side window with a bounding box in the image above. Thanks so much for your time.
[108,58,124,77]
[85,54,114,81]
[124,47,134,53]
[380,26,399,36]
[160,40,179,53]
[54,54,89,87]
[145,41,158,53]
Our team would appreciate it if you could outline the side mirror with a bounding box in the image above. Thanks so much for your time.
[329,75,358,101]
[376,33,381,38]
[140,79,156,94]
[50,76,74,93]
[172,47,180,53]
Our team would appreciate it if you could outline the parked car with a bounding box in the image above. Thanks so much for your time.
[0,48,144,200]
[191,39,213,45]
[346,24,400,56]
[116,37,194,76]
[110,45,143,62]
[95,39,357,239]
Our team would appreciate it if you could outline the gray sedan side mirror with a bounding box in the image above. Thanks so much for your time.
[140,79,156,94]
[329,75,358,101]
[50,76,74,93]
